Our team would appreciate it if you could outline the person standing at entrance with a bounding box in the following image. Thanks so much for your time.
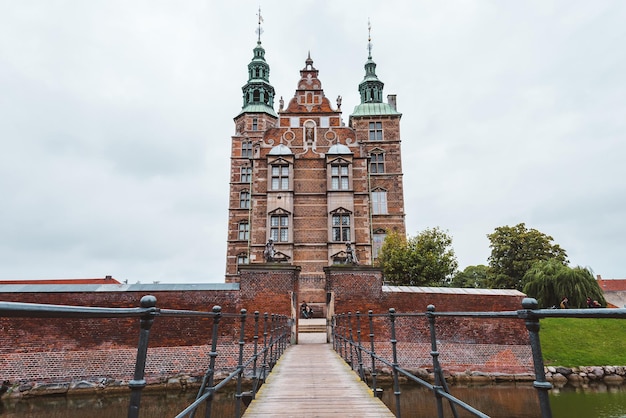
[300,301,310,318]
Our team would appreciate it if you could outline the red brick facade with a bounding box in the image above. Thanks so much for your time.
[225,46,406,282]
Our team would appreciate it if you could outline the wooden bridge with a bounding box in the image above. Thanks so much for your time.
[242,329,394,418]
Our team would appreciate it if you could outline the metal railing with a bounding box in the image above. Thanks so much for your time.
[332,297,626,418]
[0,295,290,418]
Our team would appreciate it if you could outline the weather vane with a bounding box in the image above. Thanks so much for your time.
[256,6,264,42]
[367,18,373,58]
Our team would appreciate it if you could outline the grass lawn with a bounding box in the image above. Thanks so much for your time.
[540,317,626,366]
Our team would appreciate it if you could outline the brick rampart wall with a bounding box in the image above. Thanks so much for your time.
[0,267,532,393]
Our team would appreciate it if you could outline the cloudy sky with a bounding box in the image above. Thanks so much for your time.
[1,1,624,283]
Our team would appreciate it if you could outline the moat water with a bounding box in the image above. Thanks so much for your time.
[1,382,625,418]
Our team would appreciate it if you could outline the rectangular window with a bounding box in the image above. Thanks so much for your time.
[240,166,252,183]
[369,152,385,173]
[290,117,299,128]
[239,191,250,209]
[252,118,258,131]
[237,254,249,265]
[372,190,388,215]
[330,164,349,190]
[271,165,289,190]
[368,122,383,141]
[242,141,253,158]
[332,214,351,242]
[320,117,329,128]
[270,215,289,242]
[373,233,386,259]
[238,222,249,240]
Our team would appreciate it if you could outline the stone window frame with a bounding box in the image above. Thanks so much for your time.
[239,190,250,209]
[372,228,387,259]
[368,121,383,141]
[242,140,253,158]
[238,221,250,241]
[268,157,293,191]
[268,208,292,243]
[329,207,352,242]
[327,157,353,191]
[369,148,385,174]
[240,166,252,183]
[371,188,388,215]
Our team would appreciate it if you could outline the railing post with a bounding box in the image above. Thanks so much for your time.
[261,312,269,382]
[368,310,380,398]
[388,308,401,418]
[426,305,449,418]
[347,312,355,368]
[251,311,260,393]
[127,295,158,418]
[268,314,276,370]
[343,313,352,367]
[520,298,553,418]
[355,311,365,382]
[192,305,221,418]
[235,309,247,418]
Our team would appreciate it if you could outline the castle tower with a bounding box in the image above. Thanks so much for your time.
[225,22,406,282]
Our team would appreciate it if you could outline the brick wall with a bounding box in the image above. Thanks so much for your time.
[0,268,533,391]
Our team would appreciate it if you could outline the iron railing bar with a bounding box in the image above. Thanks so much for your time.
[518,307,626,319]
[430,311,519,319]
[0,301,157,318]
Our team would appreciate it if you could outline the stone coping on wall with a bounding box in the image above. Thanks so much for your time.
[0,282,239,293]
[382,285,525,296]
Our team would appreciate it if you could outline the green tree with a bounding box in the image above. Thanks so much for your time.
[487,223,568,291]
[450,265,490,288]
[377,228,458,286]
[522,260,606,308]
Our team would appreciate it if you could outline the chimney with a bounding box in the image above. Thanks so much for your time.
[387,94,397,110]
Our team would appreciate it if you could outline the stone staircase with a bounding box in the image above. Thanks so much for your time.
[298,318,327,333]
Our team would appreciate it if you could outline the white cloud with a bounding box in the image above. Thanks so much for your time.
[0,1,625,283]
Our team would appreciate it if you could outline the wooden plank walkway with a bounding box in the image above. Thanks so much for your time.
[242,342,395,418]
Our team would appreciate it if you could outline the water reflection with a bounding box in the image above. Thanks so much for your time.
[380,382,540,418]
[1,383,625,417]
[0,391,238,418]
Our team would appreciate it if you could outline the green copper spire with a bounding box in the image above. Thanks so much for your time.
[238,8,277,117]
[352,20,400,117]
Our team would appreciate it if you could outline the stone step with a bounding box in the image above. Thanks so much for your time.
[299,324,327,333]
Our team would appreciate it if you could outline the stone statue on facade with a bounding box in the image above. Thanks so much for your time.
[264,239,275,262]
[345,242,358,265]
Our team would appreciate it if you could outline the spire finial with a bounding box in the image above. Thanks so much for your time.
[367,19,372,59]
[256,6,264,43]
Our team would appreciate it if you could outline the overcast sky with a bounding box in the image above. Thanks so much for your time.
[1,1,624,283]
